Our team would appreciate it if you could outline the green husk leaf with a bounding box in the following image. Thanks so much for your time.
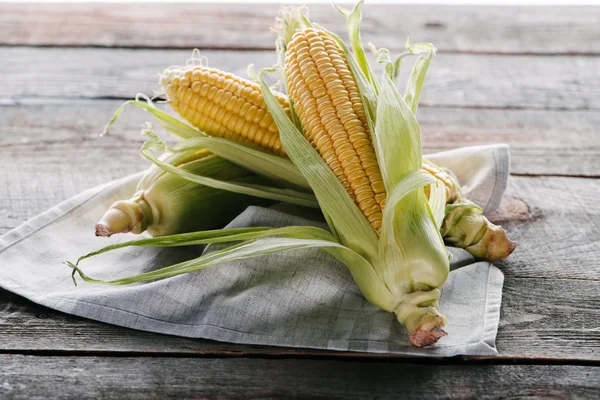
[428,181,446,230]
[374,74,422,190]
[141,155,268,237]
[166,136,310,191]
[135,146,211,192]
[68,224,394,310]
[76,225,334,263]
[103,97,200,139]
[374,73,449,315]
[258,72,379,262]
[381,170,439,241]
[367,43,409,82]
[333,0,378,88]
[139,128,319,208]
[378,169,448,300]
[105,98,311,190]
[404,39,436,115]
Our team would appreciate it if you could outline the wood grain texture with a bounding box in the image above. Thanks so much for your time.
[1,4,599,54]
[2,100,598,178]
[0,355,599,399]
[2,47,599,110]
[496,278,599,359]
[490,177,600,280]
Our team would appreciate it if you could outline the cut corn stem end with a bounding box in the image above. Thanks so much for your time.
[442,202,517,261]
[472,222,516,262]
[393,290,447,347]
[410,326,448,347]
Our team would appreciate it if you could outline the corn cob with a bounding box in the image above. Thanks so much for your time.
[279,23,514,262]
[423,162,459,204]
[160,66,289,156]
[96,150,271,237]
[283,27,386,231]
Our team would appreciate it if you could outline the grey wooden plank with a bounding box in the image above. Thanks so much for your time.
[0,355,598,400]
[1,355,599,400]
[2,47,599,110]
[489,177,600,281]
[496,277,600,359]
[1,4,599,54]
[2,100,598,178]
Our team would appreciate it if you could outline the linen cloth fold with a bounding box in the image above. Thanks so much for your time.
[0,144,509,356]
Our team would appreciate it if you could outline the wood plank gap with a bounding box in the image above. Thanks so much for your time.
[3,44,600,57]
[4,95,596,113]
[420,103,594,112]
[511,173,600,179]
[495,275,600,283]
[0,349,597,367]
[0,44,275,52]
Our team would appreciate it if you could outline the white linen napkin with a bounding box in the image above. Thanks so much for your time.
[0,144,509,356]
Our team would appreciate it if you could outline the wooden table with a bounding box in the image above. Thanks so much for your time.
[1,4,599,398]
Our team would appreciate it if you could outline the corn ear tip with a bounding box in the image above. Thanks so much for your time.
[273,5,310,47]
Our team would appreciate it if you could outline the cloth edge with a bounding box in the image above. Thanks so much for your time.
[483,144,510,214]
[481,264,505,353]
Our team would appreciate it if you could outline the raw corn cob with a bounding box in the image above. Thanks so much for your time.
[284,27,386,231]
[426,161,515,261]
[96,149,271,237]
[269,11,451,347]
[280,23,514,261]
[160,66,289,156]
[423,162,458,204]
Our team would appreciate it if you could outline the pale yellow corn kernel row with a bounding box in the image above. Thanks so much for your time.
[284,27,386,231]
[423,163,459,204]
[160,66,290,156]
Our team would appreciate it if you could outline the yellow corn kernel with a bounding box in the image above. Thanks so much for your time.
[423,163,459,204]
[285,27,386,231]
[161,66,289,156]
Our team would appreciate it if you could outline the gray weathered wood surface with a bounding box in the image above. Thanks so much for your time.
[2,4,599,54]
[4,47,600,111]
[0,3,599,399]
[1,355,598,399]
